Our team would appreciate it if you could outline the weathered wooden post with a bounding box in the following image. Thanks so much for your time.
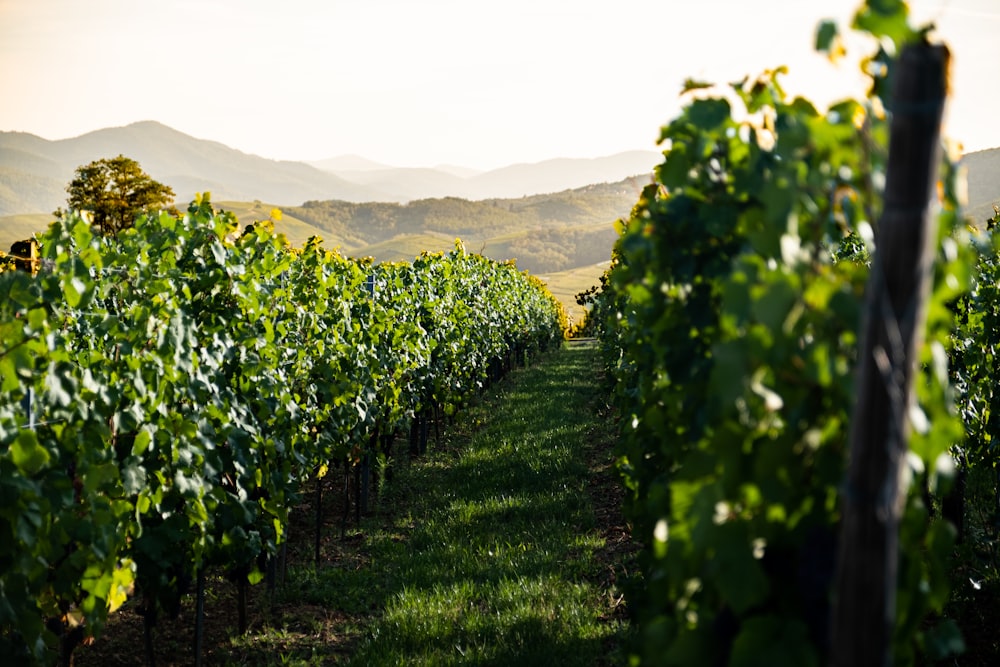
[830,42,950,667]
[10,238,39,274]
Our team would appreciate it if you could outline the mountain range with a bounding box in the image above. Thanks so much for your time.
[0,120,662,216]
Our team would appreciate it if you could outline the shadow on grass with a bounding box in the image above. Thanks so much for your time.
[264,344,629,666]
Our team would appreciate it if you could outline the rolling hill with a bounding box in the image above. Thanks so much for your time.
[0,122,391,216]
[0,121,661,215]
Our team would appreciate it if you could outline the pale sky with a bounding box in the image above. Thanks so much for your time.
[1,0,997,170]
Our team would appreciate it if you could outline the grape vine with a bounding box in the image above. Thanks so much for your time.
[0,196,565,664]
[588,3,973,664]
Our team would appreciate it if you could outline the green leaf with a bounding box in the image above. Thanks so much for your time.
[754,278,797,333]
[11,430,51,475]
[44,366,74,407]
[815,20,839,53]
[82,462,120,494]
[710,524,770,614]
[72,219,94,249]
[730,616,818,667]
[122,461,146,495]
[211,240,227,266]
[0,356,21,392]
[687,98,731,131]
[132,429,152,456]
[852,0,915,50]
[5,271,39,309]
[26,307,47,331]
[16,509,43,547]
[136,492,152,515]
[63,276,87,308]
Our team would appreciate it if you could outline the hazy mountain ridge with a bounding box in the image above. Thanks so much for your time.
[314,150,661,201]
[0,121,394,215]
[0,121,661,215]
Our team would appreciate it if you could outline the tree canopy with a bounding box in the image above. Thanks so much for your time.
[60,155,175,235]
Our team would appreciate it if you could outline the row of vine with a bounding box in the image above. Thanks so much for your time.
[586,2,982,664]
[0,197,566,664]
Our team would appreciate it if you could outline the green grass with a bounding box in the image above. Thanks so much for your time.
[344,344,628,666]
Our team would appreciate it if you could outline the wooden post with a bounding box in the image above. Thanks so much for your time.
[10,238,39,274]
[830,43,949,667]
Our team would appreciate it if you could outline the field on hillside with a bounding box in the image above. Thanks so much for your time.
[0,213,53,252]
[537,261,610,326]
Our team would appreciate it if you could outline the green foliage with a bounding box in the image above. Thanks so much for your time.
[952,206,1000,469]
[0,197,565,665]
[603,69,874,666]
[59,155,175,236]
[589,2,969,664]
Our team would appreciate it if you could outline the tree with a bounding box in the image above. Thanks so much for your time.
[60,155,175,236]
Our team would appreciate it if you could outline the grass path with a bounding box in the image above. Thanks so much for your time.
[339,341,634,665]
[76,342,635,666]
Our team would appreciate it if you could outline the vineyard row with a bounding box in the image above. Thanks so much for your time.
[0,196,567,664]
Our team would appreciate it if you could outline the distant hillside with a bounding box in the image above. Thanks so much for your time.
[313,150,661,201]
[0,213,53,254]
[0,121,660,216]
[465,152,661,199]
[0,166,64,216]
[308,154,395,172]
[0,121,392,216]
[537,261,613,325]
[283,177,648,274]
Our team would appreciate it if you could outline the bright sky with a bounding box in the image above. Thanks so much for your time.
[1,0,997,170]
